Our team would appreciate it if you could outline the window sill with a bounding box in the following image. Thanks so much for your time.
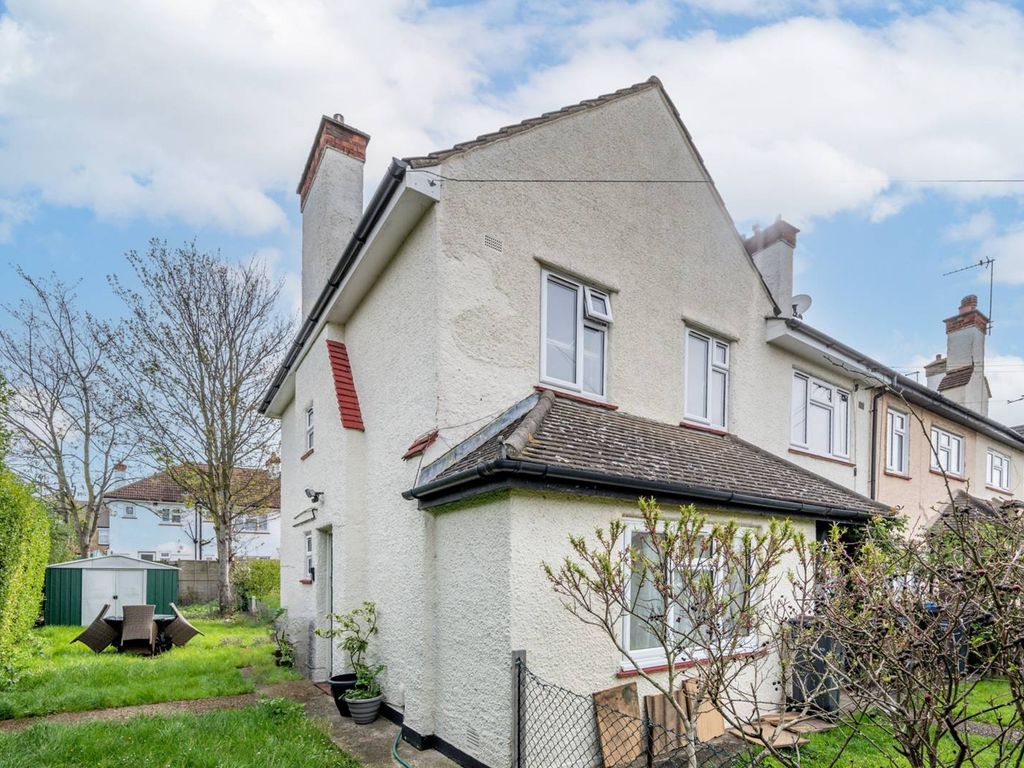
[883,470,912,481]
[788,447,854,467]
[158,523,183,527]
[534,386,618,410]
[929,468,965,483]
[299,578,314,585]
[986,484,1013,496]
[239,530,270,535]
[300,448,315,461]
[616,648,767,678]
[679,421,728,436]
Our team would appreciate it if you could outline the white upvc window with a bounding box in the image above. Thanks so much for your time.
[160,508,182,525]
[304,531,314,580]
[791,372,850,459]
[241,514,269,532]
[684,330,729,430]
[304,405,315,451]
[123,505,135,518]
[988,449,1011,491]
[98,528,110,545]
[619,521,753,669]
[930,427,964,476]
[540,270,610,399]
[886,408,910,475]
[138,551,155,562]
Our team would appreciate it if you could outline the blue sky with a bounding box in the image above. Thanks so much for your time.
[1,0,1023,424]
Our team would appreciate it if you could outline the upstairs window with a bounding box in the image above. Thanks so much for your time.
[123,505,135,518]
[886,409,909,475]
[160,508,182,525]
[791,372,850,459]
[305,406,315,451]
[930,427,964,476]
[684,330,729,430]
[541,271,610,398]
[241,515,269,532]
[988,449,1010,491]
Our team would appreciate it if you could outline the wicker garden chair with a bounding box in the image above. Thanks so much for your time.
[165,602,204,647]
[120,604,157,655]
[70,604,119,653]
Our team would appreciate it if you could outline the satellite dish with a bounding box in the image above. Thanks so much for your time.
[791,294,813,318]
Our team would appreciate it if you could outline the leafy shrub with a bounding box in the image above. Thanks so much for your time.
[234,558,280,606]
[0,469,50,688]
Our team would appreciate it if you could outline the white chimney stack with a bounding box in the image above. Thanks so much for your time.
[296,115,370,319]
[744,218,800,315]
[932,294,991,415]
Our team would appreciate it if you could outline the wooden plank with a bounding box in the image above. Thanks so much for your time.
[759,712,834,733]
[729,724,809,748]
[644,689,689,755]
[684,679,725,742]
[593,683,643,766]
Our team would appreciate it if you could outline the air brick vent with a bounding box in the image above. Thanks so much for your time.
[483,234,503,252]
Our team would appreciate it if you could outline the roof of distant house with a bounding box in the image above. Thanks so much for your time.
[106,466,280,509]
[937,364,974,391]
[406,390,886,519]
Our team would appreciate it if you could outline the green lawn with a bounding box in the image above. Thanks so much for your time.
[0,698,360,768]
[0,616,300,720]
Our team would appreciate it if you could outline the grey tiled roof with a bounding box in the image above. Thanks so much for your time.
[403,78,663,169]
[430,391,884,517]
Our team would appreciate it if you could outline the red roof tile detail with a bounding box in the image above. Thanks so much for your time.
[326,340,365,431]
[403,430,439,461]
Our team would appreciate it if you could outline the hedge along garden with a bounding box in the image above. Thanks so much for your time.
[0,468,50,688]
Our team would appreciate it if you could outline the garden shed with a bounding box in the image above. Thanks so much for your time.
[44,555,179,626]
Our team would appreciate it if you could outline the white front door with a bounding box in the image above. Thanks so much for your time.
[81,569,147,623]
[81,569,115,625]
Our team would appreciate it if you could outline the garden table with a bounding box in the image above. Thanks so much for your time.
[104,614,176,653]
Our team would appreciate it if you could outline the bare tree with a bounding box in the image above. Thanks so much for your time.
[0,271,135,556]
[110,241,289,612]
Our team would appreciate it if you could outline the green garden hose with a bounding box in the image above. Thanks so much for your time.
[393,727,415,768]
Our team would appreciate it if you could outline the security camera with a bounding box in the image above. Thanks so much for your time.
[304,488,324,503]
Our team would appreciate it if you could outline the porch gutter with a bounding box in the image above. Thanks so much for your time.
[403,458,877,522]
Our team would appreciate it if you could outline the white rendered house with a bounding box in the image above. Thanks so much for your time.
[104,468,280,562]
[262,78,887,768]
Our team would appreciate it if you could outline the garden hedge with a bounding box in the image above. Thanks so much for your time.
[234,558,280,605]
[0,469,50,686]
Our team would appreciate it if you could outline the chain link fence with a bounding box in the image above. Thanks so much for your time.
[513,656,751,768]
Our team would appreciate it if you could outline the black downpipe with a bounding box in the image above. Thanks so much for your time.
[868,387,885,500]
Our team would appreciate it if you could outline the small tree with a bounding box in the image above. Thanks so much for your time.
[110,241,289,613]
[545,500,819,768]
[0,272,135,556]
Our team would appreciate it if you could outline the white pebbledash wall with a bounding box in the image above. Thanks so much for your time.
[276,83,866,766]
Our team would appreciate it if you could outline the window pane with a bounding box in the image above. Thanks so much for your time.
[811,382,832,404]
[686,334,709,419]
[710,369,727,428]
[629,531,663,652]
[808,402,832,454]
[583,326,605,396]
[791,375,808,444]
[713,342,728,367]
[835,393,849,455]
[591,293,608,316]
[545,279,578,383]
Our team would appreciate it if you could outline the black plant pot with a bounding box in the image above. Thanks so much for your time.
[328,673,358,717]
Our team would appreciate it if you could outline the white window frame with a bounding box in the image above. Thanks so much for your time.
[123,505,135,518]
[304,531,314,580]
[886,408,910,475]
[618,520,756,670]
[98,528,110,545]
[160,507,182,525]
[540,270,610,399]
[241,514,269,533]
[930,426,965,477]
[790,372,850,459]
[987,449,1011,491]
[138,551,155,562]
[304,405,315,451]
[683,329,730,430]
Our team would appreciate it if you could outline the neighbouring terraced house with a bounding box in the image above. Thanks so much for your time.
[261,77,1024,768]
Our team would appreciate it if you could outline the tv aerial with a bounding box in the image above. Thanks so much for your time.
[943,258,995,334]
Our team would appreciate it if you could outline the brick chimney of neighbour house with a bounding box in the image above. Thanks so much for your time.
[744,218,800,315]
[296,114,369,319]
[930,294,991,416]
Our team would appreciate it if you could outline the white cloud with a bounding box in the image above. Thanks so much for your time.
[985,352,1024,426]
[945,210,996,242]
[977,223,1024,284]
[1,1,1024,238]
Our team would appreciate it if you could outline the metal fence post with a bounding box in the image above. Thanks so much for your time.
[643,707,654,768]
[511,650,526,768]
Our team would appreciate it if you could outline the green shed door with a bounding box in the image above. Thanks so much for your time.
[44,568,83,626]
[146,570,178,614]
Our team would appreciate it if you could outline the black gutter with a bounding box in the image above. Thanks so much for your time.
[868,386,885,500]
[782,318,1024,451]
[259,158,409,414]
[403,458,879,522]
